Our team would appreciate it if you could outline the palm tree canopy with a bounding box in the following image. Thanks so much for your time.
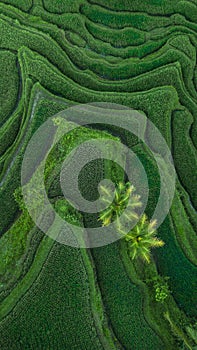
[98,182,142,226]
[125,214,164,263]
[98,181,164,264]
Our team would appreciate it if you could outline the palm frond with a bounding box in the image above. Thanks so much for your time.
[99,185,112,197]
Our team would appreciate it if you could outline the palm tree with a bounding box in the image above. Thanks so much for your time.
[98,182,142,228]
[99,181,164,263]
[124,214,164,263]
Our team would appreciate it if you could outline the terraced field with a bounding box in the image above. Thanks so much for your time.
[0,0,197,349]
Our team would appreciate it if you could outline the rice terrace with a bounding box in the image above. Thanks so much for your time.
[0,0,197,349]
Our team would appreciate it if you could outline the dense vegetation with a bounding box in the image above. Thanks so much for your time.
[0,0,196,349]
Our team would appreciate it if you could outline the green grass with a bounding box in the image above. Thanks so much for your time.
[0,0,32,12]
[0,210,33,282]
[170,189,197,265]
[119,239,179,350]
[0,1,197,349]
[42,0,81,13]
[132,144,197,318]
[91,242,165,350]
[0,83,69,234]
[86,0,194,15]
[86,20,146,48]
[155,216,197,318]
[0,203,117,350]
[172,109,197,209]
[80,4,171,31]
[0,50,19,126]
[0,243,104,350]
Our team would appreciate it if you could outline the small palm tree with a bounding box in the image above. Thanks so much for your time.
[124,214,164,263]
[98,182,142,227]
